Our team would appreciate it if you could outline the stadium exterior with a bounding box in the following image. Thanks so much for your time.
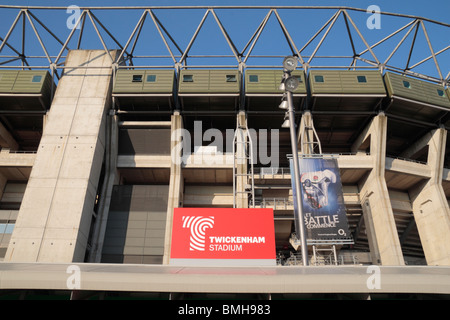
[0,6,449,300]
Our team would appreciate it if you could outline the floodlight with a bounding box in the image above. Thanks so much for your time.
[283,56,298,71]
[285,76,299,92]
[278,100,288,110]
[281,113,290,128]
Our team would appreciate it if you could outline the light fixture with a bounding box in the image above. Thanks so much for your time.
[281,112,290,128]
[283,56,298,71]
[278,97,288,110]
[285,76,299,92]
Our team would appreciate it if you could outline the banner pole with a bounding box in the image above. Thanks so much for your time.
[287,89,309,266]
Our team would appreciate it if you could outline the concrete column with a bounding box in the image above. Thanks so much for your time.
[87,112,119,263]
[5,50,117,263]
[298,111,316,155]
[353,114,404,265]
[235,111,249,208]
[163,112,184,264]
[409,128,450,265]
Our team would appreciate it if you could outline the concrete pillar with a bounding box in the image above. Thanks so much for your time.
[5,50,117,263]
[298,111,317,155]
[87,112,119,262]
[353,114,405,265]
[235,111,249,208]
[409,128,450,265]
[163,112,184,264]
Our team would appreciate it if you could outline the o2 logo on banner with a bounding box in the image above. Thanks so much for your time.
[170,208,276,266]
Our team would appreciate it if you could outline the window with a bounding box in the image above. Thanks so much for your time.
[226,74,237,82]
[32,75,42,83]
[437,89,445,97]
[314,75,324,83]
[4,223,14,234]
[293,75,303,83]
[357,75,367,83]
[0,222,14,234]
[146,75,156,82]
[403,80,411,89]
[183,74,193,82]
[249,75,259,82]
[132,75,143,82]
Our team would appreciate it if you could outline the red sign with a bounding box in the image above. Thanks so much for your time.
[170,208,276,265]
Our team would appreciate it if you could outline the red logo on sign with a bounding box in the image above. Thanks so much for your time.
[170,208,276,261]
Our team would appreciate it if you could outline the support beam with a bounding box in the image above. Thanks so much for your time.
[353,114,405,265]
[235,111,249,208]
[162,112,184,264]
[409,128,450,265]
[5,49,117,263]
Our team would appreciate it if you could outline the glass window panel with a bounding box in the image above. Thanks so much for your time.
[357,75,367,83]
[183,75,193,82]
[146,75,156,82]
[249,75,258,82]
[32,75,42,83]
[314,75,324,83]
[132,75,143,82]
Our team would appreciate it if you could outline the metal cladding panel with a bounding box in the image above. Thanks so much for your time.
[340,71,385,94]
[142,70,174,93]
[0,70,19,92]
[420,80,450,108]
[178,69,240,94]
[113,69,175,94]
[209,70,240,93]
[113,70,145,93]
[384,72,427,103]
[309,70,343,94]
[384,72,449,108]
[102,185,169,262]
[118,128,171,155]
[11,70,51,94]
[309,70,386,95]
[245,70,306,94]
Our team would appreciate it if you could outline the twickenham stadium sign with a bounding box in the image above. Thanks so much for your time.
[170,208,276,266]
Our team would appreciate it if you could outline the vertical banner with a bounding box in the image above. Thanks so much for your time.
[290,157,350,241]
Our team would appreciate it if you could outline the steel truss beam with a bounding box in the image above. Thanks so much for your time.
[0,6,448,86]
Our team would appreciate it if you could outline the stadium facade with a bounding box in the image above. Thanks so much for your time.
[0,6,449,300]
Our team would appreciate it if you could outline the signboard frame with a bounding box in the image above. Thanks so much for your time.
[169,207,277,266]
[289,154,353,246]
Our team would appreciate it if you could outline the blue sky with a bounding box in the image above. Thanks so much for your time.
[0,0,449,81]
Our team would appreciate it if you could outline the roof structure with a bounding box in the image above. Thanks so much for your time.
[0,6,448,86]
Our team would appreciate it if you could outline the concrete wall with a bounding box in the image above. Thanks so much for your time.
[5,50,117,263]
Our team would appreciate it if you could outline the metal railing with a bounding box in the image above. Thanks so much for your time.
[253,167,291,179]
[276,252,362,266]
[257,197,293,210]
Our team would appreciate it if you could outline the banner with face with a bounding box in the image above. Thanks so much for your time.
[290,157,350,241]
